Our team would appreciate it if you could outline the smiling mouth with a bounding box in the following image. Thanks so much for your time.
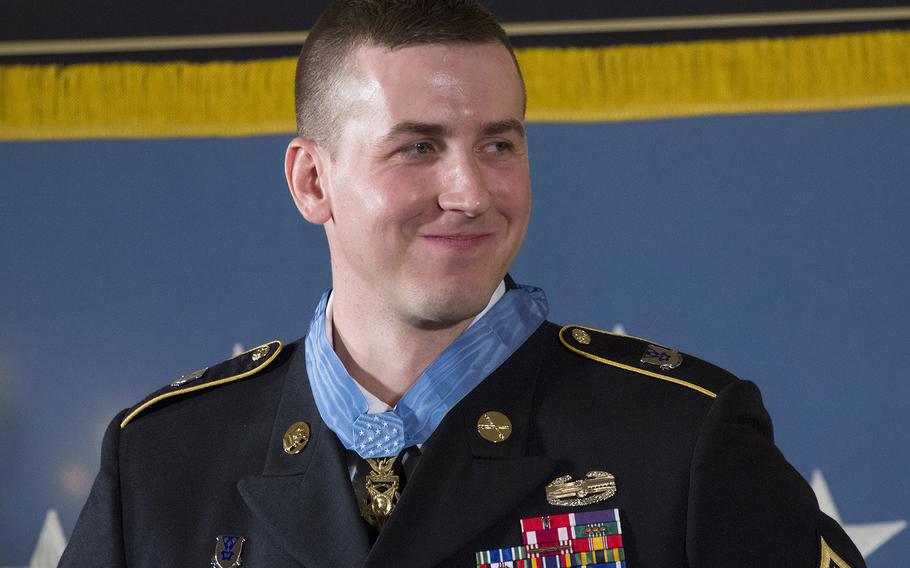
[421,233,492,250]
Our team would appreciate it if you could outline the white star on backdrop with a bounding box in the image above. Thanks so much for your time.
[811,469,907,559]
[0,510,66,568]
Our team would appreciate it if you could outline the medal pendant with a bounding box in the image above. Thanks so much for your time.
[360,456,401,528]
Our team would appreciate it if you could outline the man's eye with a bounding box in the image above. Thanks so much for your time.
[483,141,513,153]
[406,142,434,155]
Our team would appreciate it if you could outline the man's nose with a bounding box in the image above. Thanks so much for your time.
[437,155,491,218]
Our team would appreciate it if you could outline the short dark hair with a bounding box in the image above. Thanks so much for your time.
[294,0,523,146]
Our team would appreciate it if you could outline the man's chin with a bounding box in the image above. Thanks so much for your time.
[403,283,498,331]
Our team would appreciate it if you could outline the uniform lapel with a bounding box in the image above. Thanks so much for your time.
[365,324,556,568]
[237,341,370,567]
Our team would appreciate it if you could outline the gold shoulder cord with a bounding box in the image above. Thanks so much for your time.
[119,341,283,429]
[558,325,717,398]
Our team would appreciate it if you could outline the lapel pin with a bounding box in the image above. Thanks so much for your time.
[477,411,512,443]
[546,470,617,507]
[283,421,311,455]
[211,535,245,568]
[640,344,683,371]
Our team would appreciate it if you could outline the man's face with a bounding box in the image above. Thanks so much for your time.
[315,42,531,328]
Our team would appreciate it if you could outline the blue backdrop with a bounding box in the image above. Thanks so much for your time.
[1,106,908,565]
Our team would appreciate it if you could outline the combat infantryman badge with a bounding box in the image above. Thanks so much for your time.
[211,535,245,568]
[640,344,683,371]
[546,471,617,507]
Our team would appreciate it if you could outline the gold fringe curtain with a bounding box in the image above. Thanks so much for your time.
[1,29,908,140]
[0,59,297,139]
[520,30,910,121]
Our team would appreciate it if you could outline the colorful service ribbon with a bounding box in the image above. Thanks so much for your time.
[476,508,625,568]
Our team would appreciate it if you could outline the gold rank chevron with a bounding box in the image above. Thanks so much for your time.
[558,325,717,398]
[119,341,283,429]
[819,536,852,568]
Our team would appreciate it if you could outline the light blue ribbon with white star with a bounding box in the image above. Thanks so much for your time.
[305,284,548,458]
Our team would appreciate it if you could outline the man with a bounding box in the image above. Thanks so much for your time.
[60,1,864,567]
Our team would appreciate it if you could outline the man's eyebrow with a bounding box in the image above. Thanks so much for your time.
[481,119,525,139]
[382,120,526,142]
[384,122,451,141]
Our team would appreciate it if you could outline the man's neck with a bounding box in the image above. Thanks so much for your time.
[327,284,504,407]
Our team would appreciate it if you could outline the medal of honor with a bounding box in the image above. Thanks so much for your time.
[360,456,401,528]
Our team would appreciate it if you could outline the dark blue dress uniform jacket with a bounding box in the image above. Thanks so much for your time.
[59,322,864,567]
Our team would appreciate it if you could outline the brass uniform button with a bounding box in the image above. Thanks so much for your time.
[571,328,591,345]
[477,411,512,443]
[283,421,311,455]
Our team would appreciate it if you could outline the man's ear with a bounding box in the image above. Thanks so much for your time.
[285,137,332,225]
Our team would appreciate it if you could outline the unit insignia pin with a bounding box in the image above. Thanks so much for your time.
[170,367,208,387]
[571,328,591,345]
[640,344,683,371]
[249,345,270,362]
[211,535,245,568]
[546,471,617,507]
[477,411,512,443]
[283,421,310,455]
